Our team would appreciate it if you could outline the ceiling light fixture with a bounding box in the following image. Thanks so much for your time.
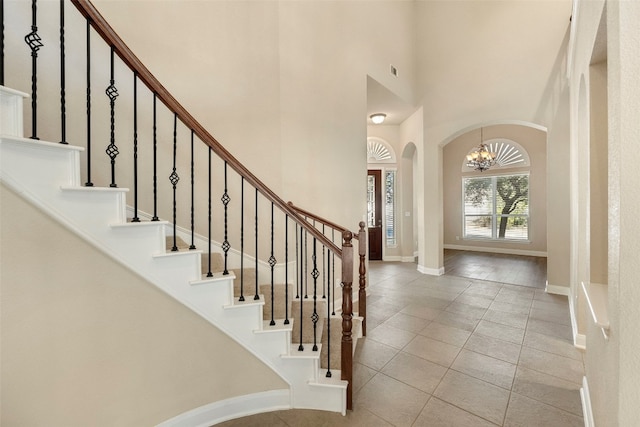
[370,113,386,124]
[466,128,497,172]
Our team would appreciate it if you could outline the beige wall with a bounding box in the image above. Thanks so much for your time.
[442,124,547,254]
[0,184,286,427]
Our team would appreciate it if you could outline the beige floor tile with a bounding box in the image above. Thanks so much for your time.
[274,407,393,427]
[353,337,399,370]
[419,321,471,347]
[526,318,573,341]
[433,310,480,332]
[499,285,536,297]
[533,290,568,304]
[512,367,583,416]
[352,362,377,394]
[531,299,569,312]
[413,397,498,427]
[489,300,531,315]
[445,301,488,320]
[451,349,517,389]
[403,335,462,368]
[475,320,525,344]
[483,309,528,329]
[454,293,495,309]
[464,282,502,298]
[367,323,417,349]
[383,312,431,333]
[434,370,510,425]
[464,333,522,364]
[354,373,430,426]
[504,392,583,427]
[400,303,443,321]
[518,346,584,384]
[523,330,583,361]
[381,351,447,394]
[529,306,571,326]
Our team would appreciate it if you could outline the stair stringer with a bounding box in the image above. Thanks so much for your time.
[0,92,346,419]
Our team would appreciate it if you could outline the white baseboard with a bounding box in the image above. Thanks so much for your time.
[444,244,547,257]
[382,255,416,263]
[568,288,586,350]
[156,389,291,427]
[401,256,416,262]
[417,264,445,276]
[580,376,594,427]
[545,281,570,296]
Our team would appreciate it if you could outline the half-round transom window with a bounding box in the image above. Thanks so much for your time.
[367,137,396,164]
[462,138,530,172]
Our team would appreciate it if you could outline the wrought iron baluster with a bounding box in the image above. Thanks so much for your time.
[239,177,245,301]
[59,0,67,144]
[131,72,140,222]
[322,224,326,299]
[151,94,159,221]
[105,47,119,187]
[269,202,276,326]
[284,215,290,325]
[311,238,319,351]
[298,223,304,351]
[221,162,230,275]
[326,249,332,377]
[254,188,259,300]
[206,147,213,277]
[189,130,196,249]
[170,113,179,251]
[25,0,43,140]
[295,223,300,299]
[84,19,93,187]
[304,227,308,299]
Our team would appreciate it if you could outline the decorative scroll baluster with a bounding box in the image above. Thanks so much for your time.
[326,249,332,377]
[239,177,245,301]
[105,47,119,187]
[358,221,367,336]
[298,225,304,351]
[341,231,354,410]
[284,215,290,325]
[84,19,93,187]
[254,188,259,300]
[311,238,319,351]
[169,113,179,252]
[25,0,43,140]
[59,0,67,144]
[206,147,213,277]
[131,73,140,222]
[151,94,159,221]
[269,202,277,326]
[189,130,196,249]
[221,162,230,275]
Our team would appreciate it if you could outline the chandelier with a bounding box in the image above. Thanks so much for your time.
[466,128,497,172]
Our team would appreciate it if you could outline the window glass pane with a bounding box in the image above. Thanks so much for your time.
[385,171,396,246]
[464,215,493,238]
[495,175,529,215]
[367,175,375,228]
[499,216,529,239]
[464,177,493,215]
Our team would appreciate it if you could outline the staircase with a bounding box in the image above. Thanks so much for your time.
[1,85,363,423]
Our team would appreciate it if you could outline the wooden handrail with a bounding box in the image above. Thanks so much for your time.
[70,0,341,257]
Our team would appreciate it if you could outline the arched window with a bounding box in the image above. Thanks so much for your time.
[461,138,530,172]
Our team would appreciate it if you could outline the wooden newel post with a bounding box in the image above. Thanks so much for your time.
[341,230,354,410]
[357,221,367,336]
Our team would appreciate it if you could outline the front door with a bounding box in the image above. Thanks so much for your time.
[367,169,382,260]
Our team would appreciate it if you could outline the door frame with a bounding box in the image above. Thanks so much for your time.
[367,169,383,260]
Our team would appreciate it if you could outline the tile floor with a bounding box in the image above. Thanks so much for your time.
[217,261,584,427]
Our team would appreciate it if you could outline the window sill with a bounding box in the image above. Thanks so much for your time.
[462,237,531,244]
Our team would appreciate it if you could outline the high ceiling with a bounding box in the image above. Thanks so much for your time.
[368,0,573,134]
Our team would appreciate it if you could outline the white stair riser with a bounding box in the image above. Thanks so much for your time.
[0,86,27,137]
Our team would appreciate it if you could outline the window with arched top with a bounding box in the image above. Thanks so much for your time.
[367,137,396,163]
[461,138,531,241]
[461,138,530,172]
